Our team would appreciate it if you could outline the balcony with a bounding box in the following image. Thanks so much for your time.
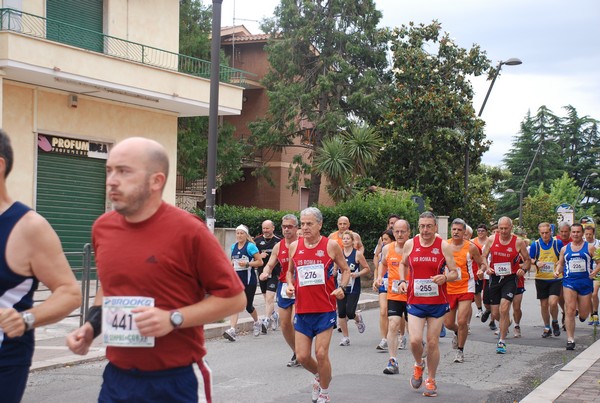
[0,8,250,117]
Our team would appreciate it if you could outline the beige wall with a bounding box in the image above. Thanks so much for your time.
[105,0,179,53]
[3,81,178,207]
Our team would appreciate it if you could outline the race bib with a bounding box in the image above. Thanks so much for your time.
[413,278,439,297]
[540,262,554,274]
[494,262,512,276]
[281,282,295,299]
[297,264,325,287]
[391,279,400,294]
[102,296,155,348]
[233,256,249,271]
[569,258,586,273]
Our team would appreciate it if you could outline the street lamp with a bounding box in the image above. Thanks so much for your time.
[464,57,523,204]
[574,172,599,209]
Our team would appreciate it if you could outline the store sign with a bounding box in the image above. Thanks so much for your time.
[556,203,574,226]
[37,134,109,159]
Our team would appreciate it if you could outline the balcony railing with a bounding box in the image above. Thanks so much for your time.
[0,8,250,85]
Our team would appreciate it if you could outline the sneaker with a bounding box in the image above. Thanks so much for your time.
[271,312,280,331]
[440,324,446,338]
[588,314,599,325]
[451,334,458,349]
[454,350,464,363]
[475,309,483,318]
[339,336,350,346]
[383,357,399,374]
[513,325,521,338]
[223,327,237,342]
[481,310,491,323]
[423,378,438,397]
[542,328,551,338]
[337,327,342,333]
[254,321,262,337]
[287,353,301,367]
[376,338,388,350]
[566,340,575,350]
[316,393,330,403]
[399,335,407,350]
[410,361,425,389]
[261,318,269,334]
[311,378,321,403]
[489,321,497,331]
[552,321,560,337]
[496,341,507,354]
[355,312,366,334]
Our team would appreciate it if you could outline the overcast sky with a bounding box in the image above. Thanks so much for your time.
[219,0,600,166]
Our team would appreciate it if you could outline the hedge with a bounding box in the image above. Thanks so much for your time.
[194,192,420,259]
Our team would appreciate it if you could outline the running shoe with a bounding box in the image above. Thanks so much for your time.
[475,309,483,318]
[496,341,507,354]
[451,334,458,349]
[316,393,330,403]
[376,338,388,350]
[254,320,262,337]
[261,318,269,334]
[489,321,497,331]
[542,328,551,338]
[271,312,280,331]
[339,336,350,346]
[399,335,407,350]
[355,312,366,334]
[453,350,464,363]
[552,321,560,337]
[287,353,301,367]
[513,325,521,338]
[410,361,425,389]
[481,310,491,323]
[223,327,237,342]
[337,327,342,333]
[311,377,321,403]
[566,340,575,351]
[440,324,446,338]
[383,357,399,374]
[588,314,599,326]
[423,378,438,397]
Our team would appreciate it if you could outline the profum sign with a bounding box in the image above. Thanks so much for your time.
[38,134,110,159]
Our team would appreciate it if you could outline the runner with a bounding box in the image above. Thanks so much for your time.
[554,223,599,350]
[373,220,398,350]
[444,219,487,363]
[286,207,351,403]
[376,219,411,375]
[259,214,300,366]
[482,217,531,354]
[66,137,245,403]
[398,212,460,397]
[223,225,264,341]
[583,225,600,325]
[337,231,370,346]
[254,220,281,333]
[472,224,489,318]
[372,229,394,349]
[529,222,563,338]
[0,129,81,403]
[328,216,364,253]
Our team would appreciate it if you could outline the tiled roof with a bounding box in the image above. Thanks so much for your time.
[222,33,270,43]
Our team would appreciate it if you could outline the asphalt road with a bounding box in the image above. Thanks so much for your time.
[23,285,599,402]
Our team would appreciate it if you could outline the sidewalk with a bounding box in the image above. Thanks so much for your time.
[30,290,380,371]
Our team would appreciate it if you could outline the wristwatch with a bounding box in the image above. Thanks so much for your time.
[170,310,184,328]
[21,311,35,331]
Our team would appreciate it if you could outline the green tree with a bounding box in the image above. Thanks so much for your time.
[521,184,557,237]
[250,0,391,205]
[313,125,383,202]
[375,21,492,220]
[176,0,246,189]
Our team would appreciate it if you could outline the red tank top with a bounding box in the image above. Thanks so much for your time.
[407,236,448,305]
[292,236,336,314]
[490,233,520,275]
[278,238,291,282]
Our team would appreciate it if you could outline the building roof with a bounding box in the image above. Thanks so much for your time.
[221,25,271,45]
